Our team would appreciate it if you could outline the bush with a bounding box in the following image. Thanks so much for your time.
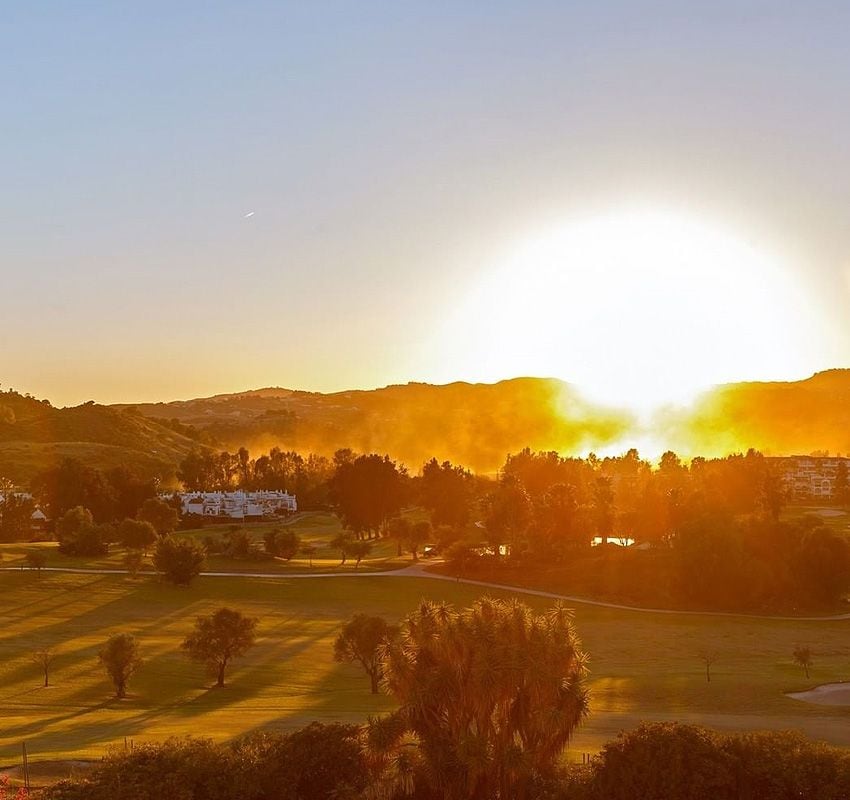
[264,528,300,561]
[233,723,368,800]
[587,723,850,800]
[722,730,850,800]
[44,726,369,800]
[43,737,240,800]
[55,505,115,556]
[589,723,736,800]
[153,536,206,586]
[118,518,157,552]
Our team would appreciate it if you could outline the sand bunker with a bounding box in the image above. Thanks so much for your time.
[787,683,850,706]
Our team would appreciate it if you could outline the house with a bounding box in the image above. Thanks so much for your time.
[769,456,850,502]
[173,490,297,520]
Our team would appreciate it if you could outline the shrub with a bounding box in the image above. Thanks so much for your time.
[153,536,206,586]
[43,737,240,800]
[233,723,368,800]
[589,723,736,800]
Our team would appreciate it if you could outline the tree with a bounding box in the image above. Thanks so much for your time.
[484,476,531,552]
[333,614,397,694]
[403,520,431,561]
[137,497,179,536]
[793,644,813,679]
[118,518,157,553]
[25,550,47,574]
[420,458,474,528]
[31,458,117,522]
[99,633,142,698]
[347,538,372,568]
[444,540,477,575]
[104,466,156,521]
[796,527,850,606]
[370,597,589,798]
[329,532,355,565]
[534,481,583,557]
[182,607,258,687]
[592,475,615,541]
[55,506,109,557]
[330,454,407,539]
[124,549,144,577]
[55,505,93,542]
[264,528,300,561]
[0,491,34,542]
[385,516,411,557]
[153,536,206,586]
[300,542,317,567]
[698,649,718,683]
[31,647,55,687]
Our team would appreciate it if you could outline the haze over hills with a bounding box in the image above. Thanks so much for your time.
[3,370,850,485]
[113,378,633,478]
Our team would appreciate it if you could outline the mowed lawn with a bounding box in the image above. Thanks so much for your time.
[0,512,411,575]
[0,570,848,767]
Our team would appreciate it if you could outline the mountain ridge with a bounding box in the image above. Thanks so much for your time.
[2,370,850,484]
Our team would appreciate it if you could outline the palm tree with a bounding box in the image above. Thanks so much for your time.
[366,597,589,799]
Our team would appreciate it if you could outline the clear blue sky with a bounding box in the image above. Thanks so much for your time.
[3,2,850,405]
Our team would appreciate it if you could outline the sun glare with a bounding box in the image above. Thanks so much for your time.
[437,208,820,416]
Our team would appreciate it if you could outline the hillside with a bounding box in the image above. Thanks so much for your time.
[118,370,850,469]
[0,390,202,484]
[115,378,633,474]
[5,370,850,485]
[658,369,850,457]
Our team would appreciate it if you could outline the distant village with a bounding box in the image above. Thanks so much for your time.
[175,490,297,520]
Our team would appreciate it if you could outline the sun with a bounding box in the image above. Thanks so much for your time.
[434,207,821,415]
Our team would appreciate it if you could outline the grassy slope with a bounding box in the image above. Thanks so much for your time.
[0,568,847,766]
[0,400,201,484]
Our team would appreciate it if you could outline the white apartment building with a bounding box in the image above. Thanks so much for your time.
[173,490,297,520]
[770,456,850,501]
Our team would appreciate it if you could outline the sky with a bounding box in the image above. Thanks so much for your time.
[3,1,850,408]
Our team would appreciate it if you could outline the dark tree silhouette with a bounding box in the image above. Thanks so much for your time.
[182,607,258,687]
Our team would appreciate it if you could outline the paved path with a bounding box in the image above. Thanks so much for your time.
[5,564,850,622]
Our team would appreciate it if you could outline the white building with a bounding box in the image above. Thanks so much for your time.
[770,456,850,501]
[173,490,297,520]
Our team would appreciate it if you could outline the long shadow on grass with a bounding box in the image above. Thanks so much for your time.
[0,573,126,632]
[6,621,336,757]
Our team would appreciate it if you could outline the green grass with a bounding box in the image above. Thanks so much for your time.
[1,513,410,575]
[0,569,848,767]
[782,504,850,537]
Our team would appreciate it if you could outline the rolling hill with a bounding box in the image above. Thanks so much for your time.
[657,369,850,458]
[114,378,633,475]
[0,390,202,484]
[4,370,850,486]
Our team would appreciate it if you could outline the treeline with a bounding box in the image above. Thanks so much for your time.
[175,447,483,530]
[451,448,850,611]
[7,444,850,610]
[177,447,334,507]
[0,460,164,542]
[39,723,850,799]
